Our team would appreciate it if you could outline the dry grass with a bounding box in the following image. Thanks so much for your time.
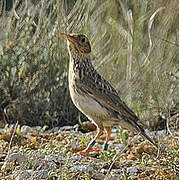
[0,0,178,128]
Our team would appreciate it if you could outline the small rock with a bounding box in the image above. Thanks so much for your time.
[16,170,49,180]
[46,127,59,133]
[70,155,82,161]
[53,127,59,132]
[82,121,96,132]
[157,130,167,136]
[59,125,76,132]
[110,175,121,180]
[116,144,128,153]
[21,125,39,136]
[127,166,138,174]
[1,152,27,170]
[21,125,33,135]
[34,126,41,131]
[16,170,32,179]
[100,168,107,174]
[70,162,93,173]
[145,129,167,137]
[57,155,66,161]
[71,141,78,149]
[32,170,49,179]
[93,172,105,180]
[111,168,122,175]
[60,147,67,154]
[45,155,58,162]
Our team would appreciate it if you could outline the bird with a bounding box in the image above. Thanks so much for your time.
[61,33,158,154]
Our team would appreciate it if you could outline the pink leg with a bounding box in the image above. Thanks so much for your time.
[79,129,103,155]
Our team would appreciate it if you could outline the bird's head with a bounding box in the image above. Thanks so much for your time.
[61,33,91,58]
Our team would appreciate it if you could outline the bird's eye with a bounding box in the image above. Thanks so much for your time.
[81,38,86,43]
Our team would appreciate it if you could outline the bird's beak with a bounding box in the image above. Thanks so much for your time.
[60,33,77,44]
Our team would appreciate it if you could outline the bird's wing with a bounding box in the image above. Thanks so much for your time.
[76,72,158,149]
[76,71,139,122]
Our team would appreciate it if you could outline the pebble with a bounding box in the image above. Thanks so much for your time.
[1,152,27,170]
[16,170,49,179]
[127,166,138,174]
[70,162,93,173]
[116,144,128,153]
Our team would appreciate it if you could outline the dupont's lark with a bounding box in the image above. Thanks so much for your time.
[61,33,157,154]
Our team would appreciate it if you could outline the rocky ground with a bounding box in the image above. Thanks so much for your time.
[0,122,178,180]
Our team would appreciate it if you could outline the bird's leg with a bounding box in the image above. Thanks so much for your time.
[79,129,103,155]
[103,127,111,151]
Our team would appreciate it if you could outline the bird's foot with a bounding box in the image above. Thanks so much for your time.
[77,147,100,155]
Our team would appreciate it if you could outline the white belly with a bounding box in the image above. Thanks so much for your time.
[69,84,108,120]
[68,61,108,123]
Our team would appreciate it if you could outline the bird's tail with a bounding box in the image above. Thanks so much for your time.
[124,116,158,149]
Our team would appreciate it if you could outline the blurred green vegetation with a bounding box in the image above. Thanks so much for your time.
[0,0,178,128]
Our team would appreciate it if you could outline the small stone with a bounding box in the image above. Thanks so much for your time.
[57,155,66,161]
[32,170,49,179]
[111,168,122,174]
[16,170,32,179]
[16,170,49,179]
[71,141,78,149]
[21,125,33,135]
[100,168,107,174]
[34,126,41,131]
[127,166,138,174]
[53,127,59,132]
[116,144,127,152]
[70,155,82,161]
[79,121,96,132]
[70,162,93,173]
[1,152,27,170]
[93,172,105,180]
[59,125,76,131]
[111,175,121,180]
[21,125,39,136]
